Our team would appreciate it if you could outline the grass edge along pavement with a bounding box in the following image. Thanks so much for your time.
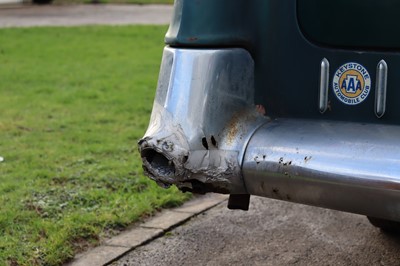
[69,194,228,266]
[0,25,190,266]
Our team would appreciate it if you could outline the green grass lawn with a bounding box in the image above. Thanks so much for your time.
[0,26,190,265]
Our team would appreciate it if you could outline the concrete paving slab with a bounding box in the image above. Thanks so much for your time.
[68,245,130,266]
[141,210,194,230]
[106,227,163,248]
[174,194,228,214]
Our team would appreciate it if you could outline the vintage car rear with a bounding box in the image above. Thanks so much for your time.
[138,0,400,230]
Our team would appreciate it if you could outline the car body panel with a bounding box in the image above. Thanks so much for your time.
[165,0,400,124]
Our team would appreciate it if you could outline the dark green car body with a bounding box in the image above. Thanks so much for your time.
[166,0,400,124]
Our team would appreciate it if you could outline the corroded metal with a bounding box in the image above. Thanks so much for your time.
[138,47,267,194]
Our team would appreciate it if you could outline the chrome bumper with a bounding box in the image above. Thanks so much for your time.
[139,47,400,222]
[244,119,400,221]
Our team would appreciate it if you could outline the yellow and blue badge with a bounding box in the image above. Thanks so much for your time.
[333,62,371,105]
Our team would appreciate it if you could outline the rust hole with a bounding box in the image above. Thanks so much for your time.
[211,135,218,148]
[202,137,209,150]
[141,148,175,177]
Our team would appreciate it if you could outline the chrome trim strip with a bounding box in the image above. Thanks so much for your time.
[319,58,329,113]
[375,60,388,118]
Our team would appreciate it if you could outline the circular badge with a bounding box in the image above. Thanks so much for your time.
[332,62,371,105]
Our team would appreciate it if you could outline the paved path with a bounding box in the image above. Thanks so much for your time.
[113,196,400,266]
[0,4,172,27]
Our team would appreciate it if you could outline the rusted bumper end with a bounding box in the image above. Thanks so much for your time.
[138,47,267,194]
